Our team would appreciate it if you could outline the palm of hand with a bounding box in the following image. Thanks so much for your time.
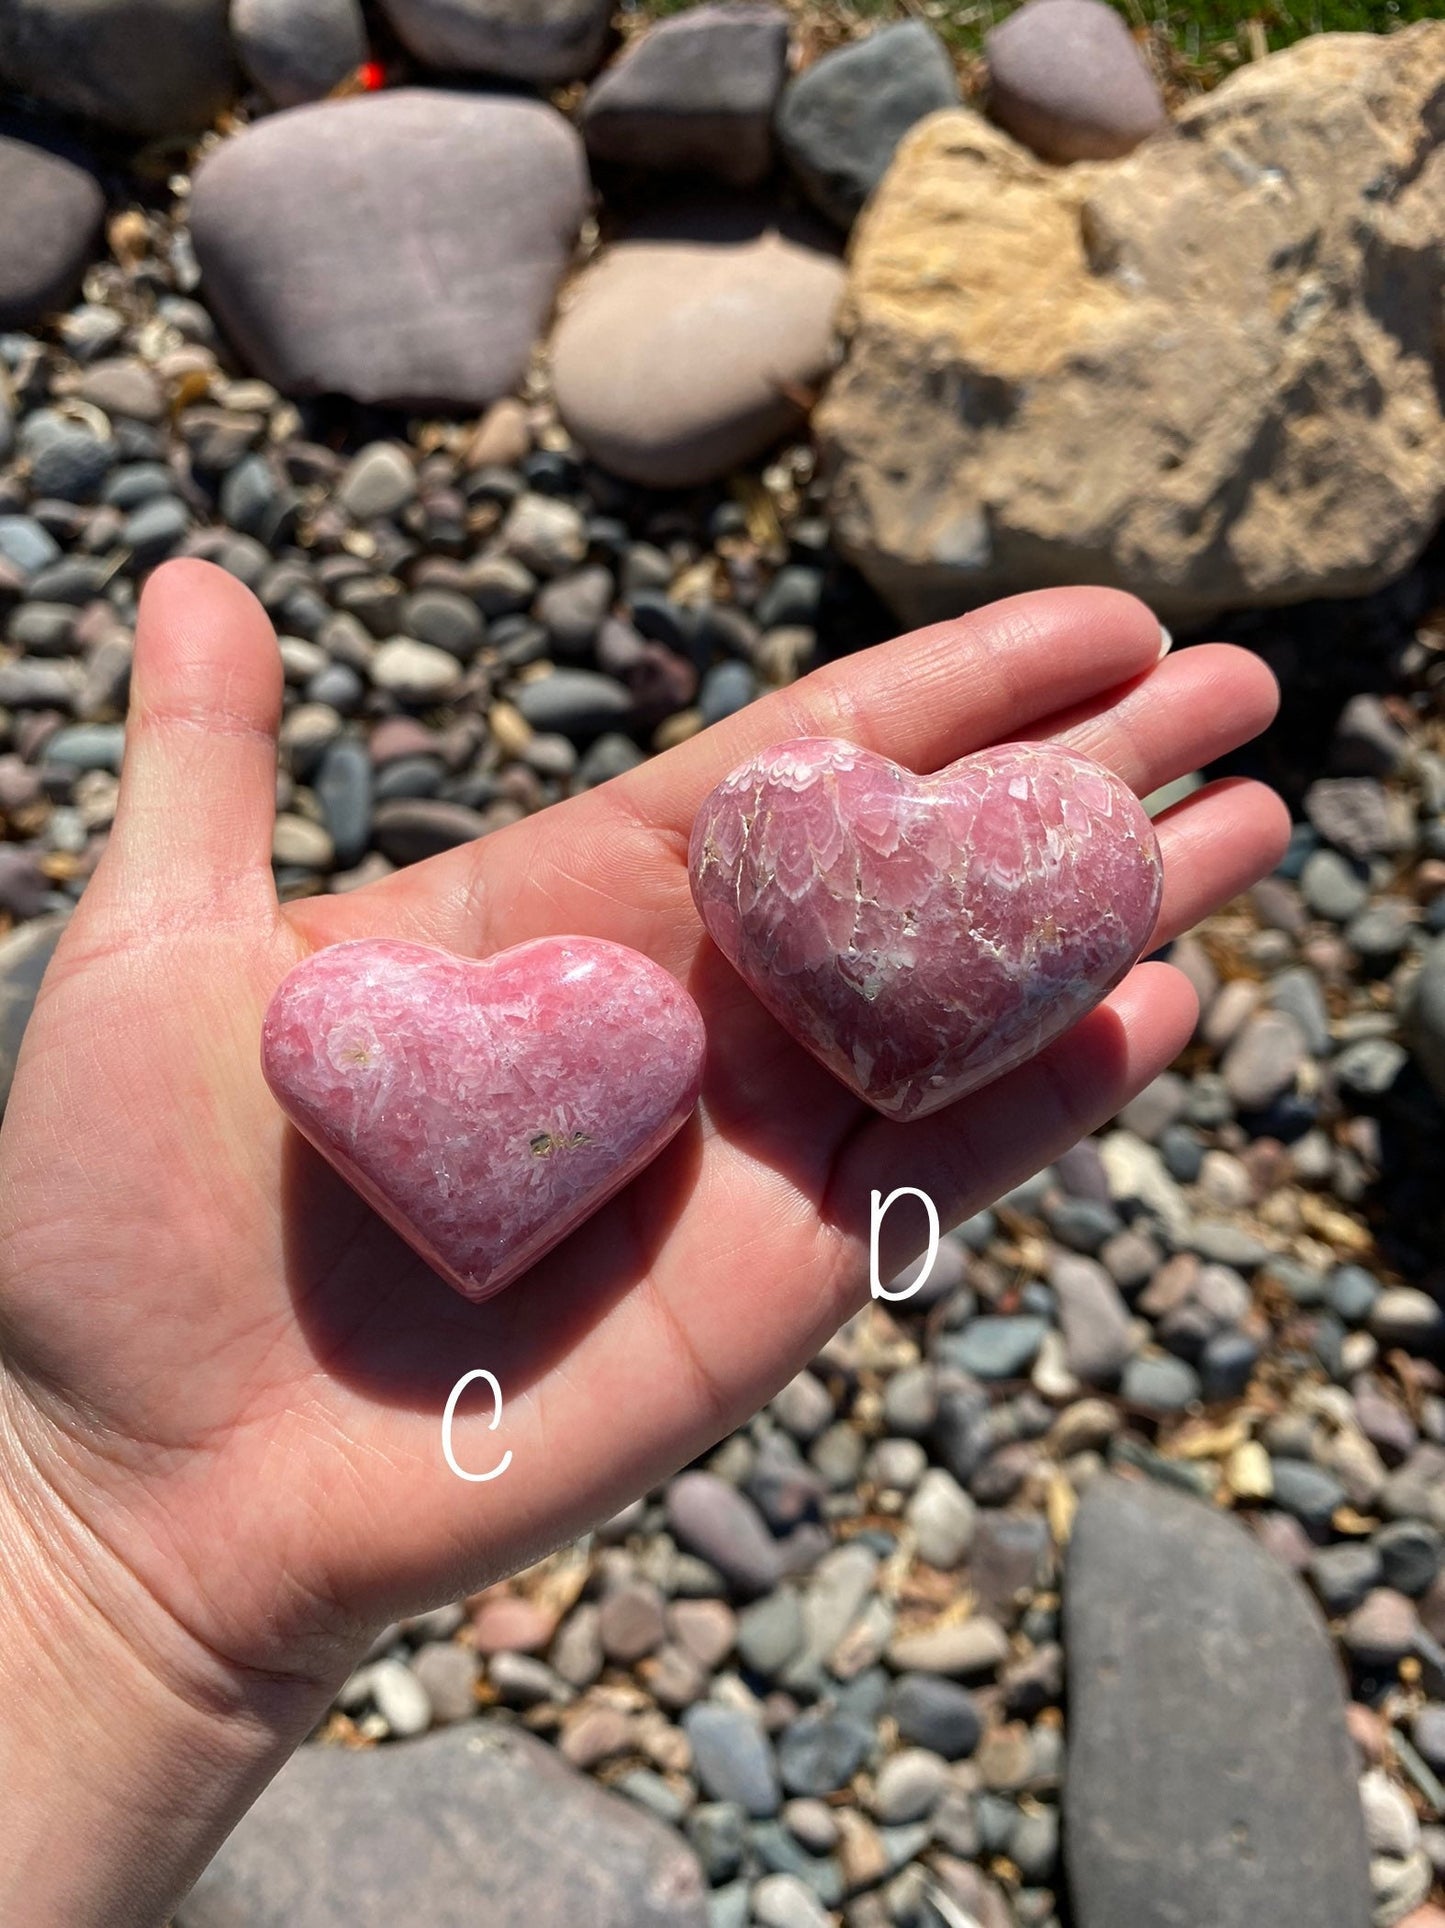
[0,562,1285,1702]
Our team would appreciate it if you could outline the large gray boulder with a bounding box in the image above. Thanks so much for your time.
[177,1722,708,1927]
[191,90,589,410]
[0,0,233,136]
[377,0,612,84]
[776,21,959,230]
[582,3,791,189]
[1064,1477,1373,1928]
[0,123,105,329]
[231,0,366,108]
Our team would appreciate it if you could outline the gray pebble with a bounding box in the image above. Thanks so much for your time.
[1375,1520,1442,1598]
[1301,847,1370,922]
[683,1703,781,1817]
[314,736,372,867]
[42,722,123,772]
[402,588,485,660]
[513,667,634,737]
[777,1707,873,1796]
[1308,1543,1382,1617]
[950,1315,1048,1381]
[29,422,115,501]
[372,799,489,865]
[736,1589,804,1677]
[686,1801,748,1885]
[699,659,757,726]
[890,1673,981,1759]
[0,514,61,577]
[1121,1354,1201,1414]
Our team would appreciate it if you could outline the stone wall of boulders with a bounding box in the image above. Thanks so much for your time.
[3,1,1443,624]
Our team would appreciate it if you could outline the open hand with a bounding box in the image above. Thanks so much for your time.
[0,560,1286,1920]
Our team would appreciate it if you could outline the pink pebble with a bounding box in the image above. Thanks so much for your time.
[689,737,1163,1121]
[261,935,705,1302]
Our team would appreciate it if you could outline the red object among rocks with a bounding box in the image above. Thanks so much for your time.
[689,737,1162,1121]
[262,936,705,1301]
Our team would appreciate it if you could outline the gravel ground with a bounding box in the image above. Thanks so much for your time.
[2,164,1444,1928]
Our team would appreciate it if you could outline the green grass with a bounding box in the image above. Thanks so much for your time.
[629,0,1437,88]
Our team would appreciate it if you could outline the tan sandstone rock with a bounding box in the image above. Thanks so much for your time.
[819,25,1445,625]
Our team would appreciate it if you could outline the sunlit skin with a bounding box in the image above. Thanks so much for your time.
[0,560,1288,1923]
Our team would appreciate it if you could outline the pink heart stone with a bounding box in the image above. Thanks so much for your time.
[689,738,1163,1122]
[261,936,705,1303]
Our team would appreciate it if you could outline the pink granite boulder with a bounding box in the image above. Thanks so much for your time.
[262,936,705,1302]
[689,738,1162,1121]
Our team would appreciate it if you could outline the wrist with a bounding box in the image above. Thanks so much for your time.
[0,1407,334,1926]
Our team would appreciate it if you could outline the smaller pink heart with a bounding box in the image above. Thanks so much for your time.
[261,936,705,1303]
[690,738,1163,1121]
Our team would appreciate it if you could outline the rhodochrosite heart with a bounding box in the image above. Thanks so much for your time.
[689,738,1163,1122]
[261,936,705,1303]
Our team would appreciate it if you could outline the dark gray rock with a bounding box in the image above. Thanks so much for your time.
[1307,1542,1381,1618]
[776,1708,873,1796]
[377,0,612,83]
[0,0,233,136]
[232,0,366,107]
[890,1674,982,1760]
[949,1314,1047,1381]
[984,0,1166,164]
[513,668,634,738]
[372,799,489,866]
[1064,1477,1372,1928]
[777,22,957,229]
[1270,1459,1345,1532]
[583,4,790,188]
[176,1722,706,1926]
[0,123,105,330]
[191,91,588,409]
[315,737,373,871]
[0,914,68,1116]
[124,495,191,567]
[1375,1520,1443,1598]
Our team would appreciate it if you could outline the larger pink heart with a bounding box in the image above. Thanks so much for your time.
[689,739,1163,1121]
[262,936,705,1303]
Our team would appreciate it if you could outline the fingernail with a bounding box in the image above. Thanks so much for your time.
[1157,623,1173,660]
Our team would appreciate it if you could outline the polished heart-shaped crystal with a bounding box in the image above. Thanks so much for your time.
[262,936,705,1302]
[689,738,1163,1121]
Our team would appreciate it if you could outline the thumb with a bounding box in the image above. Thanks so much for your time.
[90,559,284,926]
